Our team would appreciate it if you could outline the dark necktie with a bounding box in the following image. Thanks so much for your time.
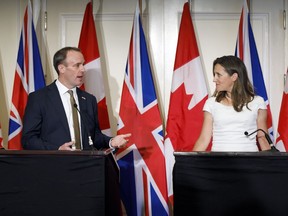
[68,90,81,150]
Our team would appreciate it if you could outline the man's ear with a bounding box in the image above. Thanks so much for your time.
[58,64,65,74]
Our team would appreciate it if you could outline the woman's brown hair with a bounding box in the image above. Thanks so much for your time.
[212,55,255,112]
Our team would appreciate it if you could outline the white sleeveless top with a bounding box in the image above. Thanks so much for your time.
[204,96,266,152]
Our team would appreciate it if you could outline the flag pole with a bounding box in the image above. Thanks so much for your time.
[188,0,192,12]
[283,67,288,88]
[246,0,250,11]
[139,0,142,17]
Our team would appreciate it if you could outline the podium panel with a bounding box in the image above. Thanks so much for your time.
[173,152,288,216]
[0,150,120,216]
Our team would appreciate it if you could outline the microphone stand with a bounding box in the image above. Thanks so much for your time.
[244,129,279,152]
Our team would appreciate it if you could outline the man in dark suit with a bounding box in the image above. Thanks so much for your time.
[21,47,130,150]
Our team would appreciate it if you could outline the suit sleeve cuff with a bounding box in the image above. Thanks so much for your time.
[109,138,116,151]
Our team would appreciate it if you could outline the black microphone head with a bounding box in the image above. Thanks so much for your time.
[244,131,248,136]
[73,103,78,108]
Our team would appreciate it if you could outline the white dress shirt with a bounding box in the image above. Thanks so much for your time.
[55,80,82,149]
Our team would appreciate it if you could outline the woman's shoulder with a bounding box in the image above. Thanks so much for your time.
[248,95,266,109]
[204,96,217,107]
[252,95,265,103]
[205,96,218,104]
[207,96,217,102]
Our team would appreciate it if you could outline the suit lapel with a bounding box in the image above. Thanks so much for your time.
[47,82,70,137]
[77,89,88,112]
[76,88,91,149]
[76,89,88,144]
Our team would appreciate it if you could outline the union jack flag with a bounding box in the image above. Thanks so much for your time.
[235,0,274,141]
[116,3,169,216]
[78,1,111,136]
[8,0,45,149]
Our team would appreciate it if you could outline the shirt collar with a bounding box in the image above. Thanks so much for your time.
[56,79,77,95]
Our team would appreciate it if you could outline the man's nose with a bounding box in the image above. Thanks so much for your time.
[80,64,85,72]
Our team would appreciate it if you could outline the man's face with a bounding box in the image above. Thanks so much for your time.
[58,50,85,89]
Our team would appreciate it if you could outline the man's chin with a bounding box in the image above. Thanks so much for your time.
[76,81,84,87]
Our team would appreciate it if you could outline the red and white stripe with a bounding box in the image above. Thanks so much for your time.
[164,2,209,203]
[78,1,111,135]
[276,68,288,151]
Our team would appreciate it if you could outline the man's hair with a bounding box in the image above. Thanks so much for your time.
[53,47,82,75]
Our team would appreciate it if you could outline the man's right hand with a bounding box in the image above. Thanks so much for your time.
[58,141,74,150]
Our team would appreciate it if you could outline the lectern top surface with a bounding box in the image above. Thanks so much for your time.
[174,151,287,157]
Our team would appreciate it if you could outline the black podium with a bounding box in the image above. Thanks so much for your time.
[173,151,288,216]
[0,149,120,216]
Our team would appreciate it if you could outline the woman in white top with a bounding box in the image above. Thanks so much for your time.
[193,55,271,152]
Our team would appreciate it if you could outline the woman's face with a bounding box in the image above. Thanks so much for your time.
[213,64,237,93]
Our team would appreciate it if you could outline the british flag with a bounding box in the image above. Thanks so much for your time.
[78,1,111,136]
[8,0,45,149]
[235,0,274,141]
[116,3,169,216]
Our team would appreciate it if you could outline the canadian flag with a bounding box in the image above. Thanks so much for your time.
[276,68,288,151]
[164,2,209,203]
[78,1,111,136]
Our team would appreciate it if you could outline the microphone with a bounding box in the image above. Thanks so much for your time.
[73,103,97,151]
[244,129,279,152]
